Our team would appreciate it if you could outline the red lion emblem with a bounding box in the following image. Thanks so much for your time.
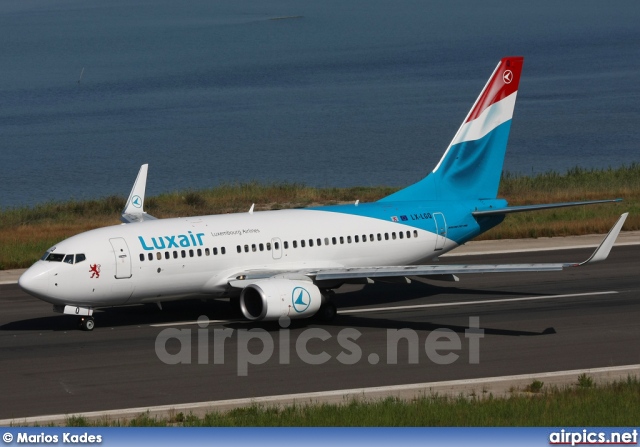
[89,264,101,278]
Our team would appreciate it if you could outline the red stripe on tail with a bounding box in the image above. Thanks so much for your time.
[465,56,523,124]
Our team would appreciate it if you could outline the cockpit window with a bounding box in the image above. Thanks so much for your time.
[45,253,65,262]
[75,254,86,263]
[41,251,51,261]
[63,254,74,264]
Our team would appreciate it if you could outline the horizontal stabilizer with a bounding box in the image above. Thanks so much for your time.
[472,199,622,216]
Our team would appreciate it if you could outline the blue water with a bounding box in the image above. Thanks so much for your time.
[1,0,639,209]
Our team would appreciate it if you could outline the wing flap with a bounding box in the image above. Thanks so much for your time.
[314,263,564,281]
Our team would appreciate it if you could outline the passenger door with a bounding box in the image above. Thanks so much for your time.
[433,212,447,251]
[110,238,132,279]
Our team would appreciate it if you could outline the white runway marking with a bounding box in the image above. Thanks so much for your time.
[149,291,617,326]
[337,291,618,314]
[151,319,239,328]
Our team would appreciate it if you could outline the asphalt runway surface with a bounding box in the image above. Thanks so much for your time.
[0,245,638,420]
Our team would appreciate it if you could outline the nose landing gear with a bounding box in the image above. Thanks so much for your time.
[79,316,95,331]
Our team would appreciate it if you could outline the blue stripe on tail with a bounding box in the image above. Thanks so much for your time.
[379,120,512,202]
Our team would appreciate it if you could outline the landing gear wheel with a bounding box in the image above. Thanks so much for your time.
[317,302,337,322]
[80,317,95,331]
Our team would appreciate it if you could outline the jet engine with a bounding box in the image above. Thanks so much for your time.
[239,278,322,321]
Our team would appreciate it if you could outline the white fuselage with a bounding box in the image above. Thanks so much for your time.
[19,206,459,308]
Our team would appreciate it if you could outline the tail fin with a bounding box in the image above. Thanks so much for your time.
[121,164,157,223]
[380,56,524,202]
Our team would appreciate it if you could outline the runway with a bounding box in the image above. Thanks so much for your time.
[0,245,639,420]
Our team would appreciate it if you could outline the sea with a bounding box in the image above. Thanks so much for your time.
[1,0,639,209]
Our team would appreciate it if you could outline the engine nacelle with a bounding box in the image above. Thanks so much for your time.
[240,278,322,321]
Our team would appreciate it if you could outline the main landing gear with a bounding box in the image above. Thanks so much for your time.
[79,316,95,331]
[316,301,337,322]
[315,290,337,322]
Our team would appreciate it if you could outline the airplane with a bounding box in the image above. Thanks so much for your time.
[18,56,628,331]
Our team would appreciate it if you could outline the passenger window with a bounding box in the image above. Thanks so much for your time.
[205,248,210,256]
[197,249,202,256]
[301,240,306,248]
[377,233,382,241]
[252,244,256,252]
[267,242,271,250]
[399,232,403,239]
[139,254,145,262]
[370,234,374,241]
[384,233,389,240]
[148,253,153,261]
[275,242,280,250]
[392,232,397,240]
[309,239,314,247]
[181,250,186,258]
[293,240,298,248]
[221,247,226,255]
[189,249,194,257]
[332,237,337,245]
[316,238,321,246]
[213,247,218,255]
[76,254,86,263]
[362,235,367,242]
[340,237,344,244]
[165,251,170,259]
[157,252,162,260]
[259,243,264,251]
[324,238,329,245]
[406,231,411,238]
[347,236,352,243]
[173,251,178,259]
[244,245,249,253]
[284,241,289,249]
[413,230,418,238]
[237,245,241,254]
[354,235,359,243]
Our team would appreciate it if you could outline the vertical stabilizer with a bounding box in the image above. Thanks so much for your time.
[380,56,524,202]
[121,164,157,223]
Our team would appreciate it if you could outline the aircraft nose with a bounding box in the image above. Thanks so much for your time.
[18,264,50,299]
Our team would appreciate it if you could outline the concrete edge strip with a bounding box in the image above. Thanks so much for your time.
[2,364,639,426]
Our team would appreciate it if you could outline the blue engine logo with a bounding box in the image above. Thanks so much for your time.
[291,287,311,313]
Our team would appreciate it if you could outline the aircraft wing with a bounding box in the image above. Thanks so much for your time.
[227,213,627,287]
[121,164,158,223]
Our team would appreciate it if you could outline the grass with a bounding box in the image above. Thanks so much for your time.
[51,376,640,427]
[1,165,638,270]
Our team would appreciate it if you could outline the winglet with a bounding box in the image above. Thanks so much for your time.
[121,164,157,223]
[574,213,628,266]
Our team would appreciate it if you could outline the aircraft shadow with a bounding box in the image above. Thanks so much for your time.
[322,314,556,337]
[1,282,550,332]
[334,280,542,308]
